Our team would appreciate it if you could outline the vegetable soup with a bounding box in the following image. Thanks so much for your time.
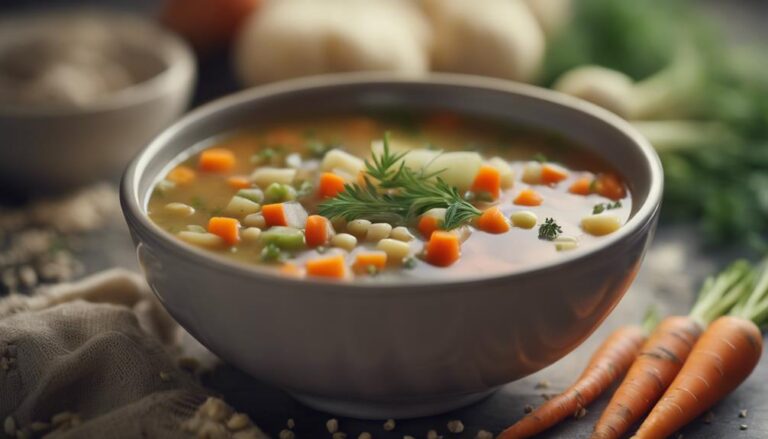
[148,112,631,281]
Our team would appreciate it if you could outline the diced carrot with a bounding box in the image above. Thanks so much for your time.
[227,175,251,189]
[353,251,388,273]
[306,254,347,279]
[476,207,510,234]
[514,188,543,206]
[279,262,303,277]
[425,231,461,267]
[471,165,502,199]
[318,172,347,199]
[595,173,627,200]
[265,128,303,147]
[261,203,287,227]
[569,176,594,195]
[199,147,236,173]
[207,217,240,245]
[541,164,569,185]
[167,165,196,185]
[418,215,442,238]
[305,215,332,247]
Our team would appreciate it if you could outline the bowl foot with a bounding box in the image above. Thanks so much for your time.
[288,388,499,420]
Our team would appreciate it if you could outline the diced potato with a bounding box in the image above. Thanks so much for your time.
[241,227,262,242]
[366,223,392,242]
[488,157,515,189]
[224,196,261,217]
[391,226,415,242]
[424,152,483,191]
[522,162,543,184]
[371,141,439,171]
[331,233,358,251]
[347,219,372,238]
[581,214,621,236]
[423,207,447,221]
[285,152,302,169]
[510,210,537,229]
[376,238,411,263]
[250,167,296,187]
[164,202,195,217]
[243,213,266,228]
[281,202,309,229]
[178,231,224,248]
[554,236,578,251]
[451,225,472,243]
[321,149,365,177]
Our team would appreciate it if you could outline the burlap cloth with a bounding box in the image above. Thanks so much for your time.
[0,269,269,439]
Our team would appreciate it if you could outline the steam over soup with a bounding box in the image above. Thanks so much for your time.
[148,113,630,281]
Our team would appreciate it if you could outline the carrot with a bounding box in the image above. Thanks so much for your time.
[279,262,303,277]
[471,165,502,199]
[227,175,251,189]
[167,165,196,185]
[208,217,240,245]
[498,324,649,439]
[262,203,287,227]
[318,172,347,198]
[514,188,543,206]
[476,207,510,234]
[199,147,236,173]
[353,251,388,273]
[305,215,332,247]
[541,164,569,185]
[424,231,460,267]
[306,254,347,279]
[591,260,751,439]
[418,215,442,239]
[594,173,626,201]
[634,259,768,439]
[569,176,594,195]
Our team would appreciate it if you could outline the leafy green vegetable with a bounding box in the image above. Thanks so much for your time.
[538,218,562,241]
[593,201,622,215]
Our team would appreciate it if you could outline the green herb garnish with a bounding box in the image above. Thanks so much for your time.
[260,243,284,263]
[532,153,549,163]
[318,133,481,229]
[538,218,563,241]
[593,200,623,214]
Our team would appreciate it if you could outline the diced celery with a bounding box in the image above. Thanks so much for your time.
[237,188,264,203]
[260,226,306,250]
[264,183,297,202]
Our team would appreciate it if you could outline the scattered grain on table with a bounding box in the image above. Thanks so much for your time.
[383,419,396,431]
[446,420,464,434]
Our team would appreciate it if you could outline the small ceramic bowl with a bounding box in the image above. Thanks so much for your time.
[121,73,662,419]
[0,10,195,194]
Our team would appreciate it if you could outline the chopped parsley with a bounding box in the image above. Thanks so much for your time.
[593,200,622,214]
[538,218,562,241]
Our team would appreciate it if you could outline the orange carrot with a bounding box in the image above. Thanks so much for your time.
[167,165,196,185]
[208,217,240,246]
[199,147,236,173]
[279,262,303,277]
[227,175,251,189]
[476,207,510,234]
[634,316,762,439]
[418,215,442,239]
[471,165,502,199]
[318,172,347,198]
[353,251,388,273]
[305,215,332,247]
[306,254,347,279]
[424,231,460,267]
[498,325,647,439]
[541,164,569,185]
[262,203,287,227]
[569,176,594,195]
[594,174,626,201]
[514,188,543,206]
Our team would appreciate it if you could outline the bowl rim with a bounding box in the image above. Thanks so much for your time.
[0,9,195,116]
[121,72,663,292]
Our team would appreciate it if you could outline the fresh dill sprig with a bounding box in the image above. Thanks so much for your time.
[593,200,623,214]
[318,133,481,229]
[538,217,563,241]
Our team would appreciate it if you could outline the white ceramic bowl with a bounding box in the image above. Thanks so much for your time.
[0,10,195,194]
[121,74,663,419]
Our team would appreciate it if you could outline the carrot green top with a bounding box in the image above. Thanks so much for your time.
[731,258,768,326]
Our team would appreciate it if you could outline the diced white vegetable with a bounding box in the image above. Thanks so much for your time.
[510,210,537,229]
[488,157,515,189]
[164,202,195,217]
[391,226,415,242]
[250,167,296,187]
[243,213,266,229]
[285,152,302,169]
[554,235,578,251]
[321,149,365,177]
[581,214,621,236]
[371,141,439,171]
[376,238,411,262]
[522,162,543,184]
[237,188,264,203]
[331,233,358,251]
[422,207,447,221]
[450,225,472,243]
[178,231,224,248]
[347,219,372,238]
[424,152,483,191]
[331,168,356,183]
[224,196,261,217]
[241,227,262,242]
[366,223,392,242]
[281,202,309,229]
